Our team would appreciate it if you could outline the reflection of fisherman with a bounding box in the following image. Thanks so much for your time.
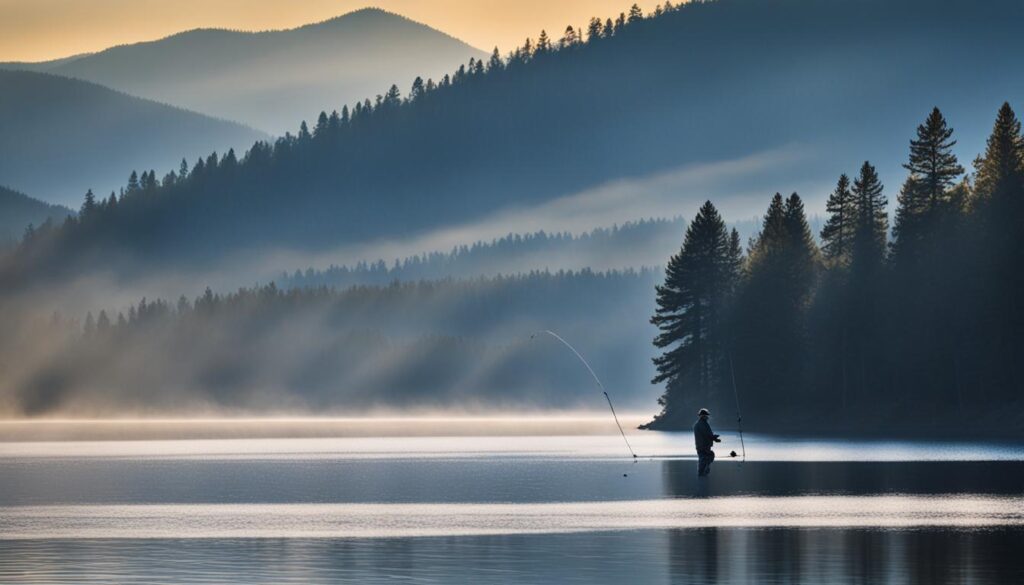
[693,408,720,476]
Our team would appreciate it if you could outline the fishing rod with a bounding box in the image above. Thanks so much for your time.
[531,330,637,459]
[728,352,746,462]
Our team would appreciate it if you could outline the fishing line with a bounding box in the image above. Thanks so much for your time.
[531,330,637,459]
[728,352,746,462]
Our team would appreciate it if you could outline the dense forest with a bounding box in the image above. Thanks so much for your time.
[1,270,660,416]
[645,104,1024,435]
[280,218,685,288]
[4,0,1021,284]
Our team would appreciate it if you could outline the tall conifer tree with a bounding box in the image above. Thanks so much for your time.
[820,174,855,265]
[648,201,739,427]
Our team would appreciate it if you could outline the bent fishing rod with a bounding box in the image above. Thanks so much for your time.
[532,330,746,463]
[531,330,637,459]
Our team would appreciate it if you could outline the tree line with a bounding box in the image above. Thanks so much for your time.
[280,218,685,289]
[5,2,681,278]
[646,104,1024,433]
[5,269,660,416]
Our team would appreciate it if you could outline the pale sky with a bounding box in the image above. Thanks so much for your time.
[0,0,668,62]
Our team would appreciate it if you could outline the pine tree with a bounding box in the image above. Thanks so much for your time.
[179,158,189,179]
[81,189,97,216]
[126,171,140,193]
[972,103,1024,399]
[902,107,964,209]
[536,30,551,54]
[820,174,855,265]
[315,111,329,136]
[487,47,503,71]
[892,108,963,265]
[736,193,819,410]
[628,4,644,23]
[648,201,738,426]
[560,26,578,48]
[782,193,819,293]
[850,161,888,268]
[974,102,1024,206]
[587,18,603,42]
[603,18,615,38]
[384,84,401,107]
[221,149,237,169]
[410,77,426,102]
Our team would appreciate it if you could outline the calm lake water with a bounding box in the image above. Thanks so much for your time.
[1,418,1023,584]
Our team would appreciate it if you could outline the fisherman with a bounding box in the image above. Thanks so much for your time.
[693,408,720,476]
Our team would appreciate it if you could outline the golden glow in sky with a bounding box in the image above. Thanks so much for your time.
[0,0,668,62]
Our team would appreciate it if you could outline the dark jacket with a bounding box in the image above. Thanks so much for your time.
[693,417,716,452]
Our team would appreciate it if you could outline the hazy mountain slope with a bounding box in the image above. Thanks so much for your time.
[0,70,266,206]
[0,185,72,245]
[17,8,486,134]
[4,271,661,415]
[7,0,1023,279]
[279,219,688,289]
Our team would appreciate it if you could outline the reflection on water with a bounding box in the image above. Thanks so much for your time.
[3,529,1024,584]
[1,424,1023,583]
[3,496,1023,539]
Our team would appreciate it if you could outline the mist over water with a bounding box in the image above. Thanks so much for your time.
[2,421,1024,583]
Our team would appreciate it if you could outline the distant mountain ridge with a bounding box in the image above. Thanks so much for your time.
[5,8,486,134]
[0,69,266,206]
[5,0,1023,282]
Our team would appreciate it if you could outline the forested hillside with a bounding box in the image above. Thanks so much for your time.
[280,219,685,288]
[0,70,265,206]
[1,270,660,416]
[0,186,71,246]
[7,0,1021,283]
[4,8,485,134]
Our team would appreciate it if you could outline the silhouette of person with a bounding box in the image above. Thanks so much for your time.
[693,408,720,477]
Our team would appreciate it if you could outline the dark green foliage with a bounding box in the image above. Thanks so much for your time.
[820,174,854,265]
[8,0,1024,284]
[891,108,964,267]
[650,104,1024,433]
[646,202,739,428]
[850,161,888,270]
[732,193,820,413]
[903,107,964,204]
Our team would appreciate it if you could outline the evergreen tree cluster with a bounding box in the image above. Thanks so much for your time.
[647,104,1024,433]
[5,269,660,415]
[12,0,1011,284]
[5,2,676,279]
